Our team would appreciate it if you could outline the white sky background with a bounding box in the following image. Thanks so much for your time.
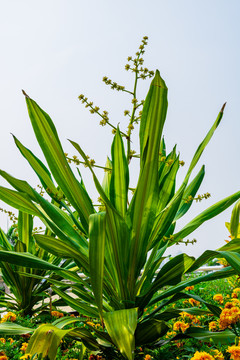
[0,0,239,257]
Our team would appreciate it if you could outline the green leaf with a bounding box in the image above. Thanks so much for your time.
[230,199,240,238]
[0,186,41,217]
[175,165,205,221]
[0,322,33,335]
[128,71,168,284]
[184,103,226,182]
[135,319,169,346]
[34,234,89,271]
[110,128,129,216]
[24,95,94,230]
[103,308,138,360]
[13,135,62,200]
[18,211,34,253]
[102,157,112,198]
[89,212,106,317]
[26,324,68,360]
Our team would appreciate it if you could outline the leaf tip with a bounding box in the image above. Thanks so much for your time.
[22,90,30,98]
[220,102,227,113]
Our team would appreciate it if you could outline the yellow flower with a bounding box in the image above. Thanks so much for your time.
[209,321,218,331]
[7,338,14,344]
[144,355,152,360]
[227,345,240,360]
[234,288,240,293]
[1,312,16,323]
[232,292,238,299]
[191,351,214,360]
[189,298,200,306]
[213,294,224,304]
[173,321,189,333]
[20,342,28,352]
[220,306,240,329]
[0,338,5,343]
[20,355,31,360]
[211,349,225,360]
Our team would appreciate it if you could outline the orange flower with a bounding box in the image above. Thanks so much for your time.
[220,306,240,329]
[1,312,16,323]
[213,294,223,304]
[0,355,8,360]
[20,342,28,352]
[185,286,194,291]
[51,310,64,318]
[209,321,218,331]
[189,298,200,306]
[144,355,152,360]
[173,321,189,333]
[191,351,214,360]
[227,345,240,360]
[0,339,5,344]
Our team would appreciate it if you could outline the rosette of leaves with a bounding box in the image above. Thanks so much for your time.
[0,46,240,359]
[0,211,72,316]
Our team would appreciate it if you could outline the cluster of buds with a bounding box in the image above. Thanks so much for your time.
[124,36,154,79]
[32,226,43,234]
[45,187,64,202]
[163,234,175,242]
[72,224,85,237]
[184,193,211,204]
[0,208,17,224]
[102,76,125,91]
[64,153,95,168]
[36,184,45,196]
[159,155,185,167]
[97,196,105,212]
[176,238,197,246]
[78,94,109,126]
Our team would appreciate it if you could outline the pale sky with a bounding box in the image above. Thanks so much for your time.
[0,0,239,257]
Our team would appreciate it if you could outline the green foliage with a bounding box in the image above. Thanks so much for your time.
[0,37,240,359]
[0,211,71,316]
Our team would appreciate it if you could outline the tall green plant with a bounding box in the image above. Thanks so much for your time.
[0,37,240,359]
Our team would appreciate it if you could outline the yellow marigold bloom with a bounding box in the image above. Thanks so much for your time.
[173,321,189,333]
[209,321,218,331]
[144,355,152,360]
[0,338,5,343]
[211,349,224,360]
[227,345,240,360]
[220,306,240,329]
[213,294,223,304]
[232,299,240,306]
[232,292,238,299]
[7,338,14,344]
[185,286,194,291]
[51,310,64,318]
[20,355,31,360]
[20,342,28,352]
[0,355,8,360]
[165,330,177,338]
[234,288,240,293]
[191,351,214,360]
[189,298,200,306]
[1,312,17,323]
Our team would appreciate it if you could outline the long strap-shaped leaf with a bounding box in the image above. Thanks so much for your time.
[18,211,34,253]
[89,212,106,317]
[110,128,129,217]
[127,71,168,287]
[24,94,94,230]
[104,308,138,360]
[13,135,65,203]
